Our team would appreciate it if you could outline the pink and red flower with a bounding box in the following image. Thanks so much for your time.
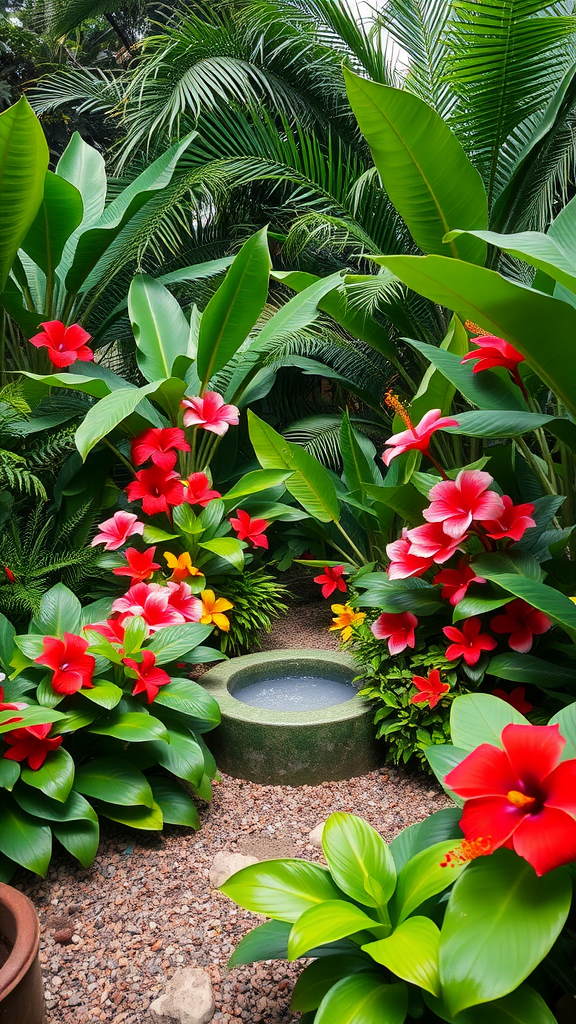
[490,599,552,653]
[131,428,190,471]
[410,669,450,709]
[126,466,184,517]
[113,547,160,583]
[85,618,126,648]
[229,509,269,549]
[112,582,186,632]
[181,391,239,436]
[423,470,504,539]
[91,511,144,551]
[0,687,26,727]
[35,633,95,694]
[371,611,417,655]
[122,650,171,704]
[443,617,497,666]
[405,522,464,564]
[183,472,222,507]
[484,495,536,542]
[166,581,202,622]
[2,723,63,770]
[434,560,486,606]
[382,409,458,467]
[491,686,533,714]
[386,530,435,580]
[313,565,347,599]
[461,335,525,376]
[29,320,93,368]
[445,722,576,875]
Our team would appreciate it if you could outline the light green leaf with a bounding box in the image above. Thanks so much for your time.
[128,273,191,383]
[469,568,576,639]
[548,703,576,760]
[315,975,408,1024]
[322,812,396,909]
[390,841,469,926]
[222,470,292,506]
[427,982,559,1024]
[446,227,576,296]
[220,859,343,922]
[153,678,220,725]
[363,917,441,997]
[146,623,212,664]
[34,583,81,636]
[291,956,371,1012]
[198,537,245,570]
[288,900,382,960]
[80,680,123,710]
[0,706,65,735]
[228,920,292,968]
[0,97,49,291]
[93,799,163,830]
[450,693,528,751]
[75,380,167,461]
[390,809,463,873]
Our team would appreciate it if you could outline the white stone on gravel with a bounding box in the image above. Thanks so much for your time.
[148,968,215,1024]
[209,851,259,888]
[308,821,326,848]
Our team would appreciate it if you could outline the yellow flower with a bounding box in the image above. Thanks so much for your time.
[329,603,366,642]
[570,597,576,604]
[164,551,204,583]
[201,590,233,632]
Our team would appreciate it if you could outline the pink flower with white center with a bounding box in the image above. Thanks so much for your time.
[484,495,536,542]
[433,560,486,606]
[91,511,144,551]
[386,530,435,580]
[112,582,185,632]
[181,391,239,436]
[371,611,418,655]
[166,582,202,622]
[405,522,464,564]
[423,470,504,539]
[382,409,458,467]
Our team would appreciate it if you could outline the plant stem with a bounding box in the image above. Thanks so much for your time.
[333,519,368,564]
[102,437,134,474]
[516,438,557,495]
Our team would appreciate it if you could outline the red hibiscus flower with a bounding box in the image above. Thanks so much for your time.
[183,472,222,507]
[313,565,347,599]
[113,547,161,583]
[181,391,240,436]
[166,581,202,622]
[126,466,184,516]
[405,522,464,564]
[122,650,171,704]
[229,509,269,549]
[386,530,435,580]
[35,633,95,694]
[371,611,417,655]
[0,687,26,726]
[91,511,144,551]
[112,582,186,632]
[443,617,497,666]
[423,470,504,539]
[490,599,552,653]
[410,669,450,709]
[434,560,486,606]
[382,409,458,466]
[491,686,533,714]
[484,495,536,542]
[131,428,190,472]
[2,723,63,770]
[461,334,524,377]
[444,723,576,875]
[29,320,93,368]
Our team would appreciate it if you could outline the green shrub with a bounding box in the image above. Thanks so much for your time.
[216,570,289,656]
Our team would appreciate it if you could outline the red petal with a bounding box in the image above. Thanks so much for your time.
[445,744,518,798]
[501,724,564,788]
[512,806,576,875]
[544,759,576,816]
[459,795,522,851]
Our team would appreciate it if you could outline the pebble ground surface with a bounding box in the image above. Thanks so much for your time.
[16,598,450,1023]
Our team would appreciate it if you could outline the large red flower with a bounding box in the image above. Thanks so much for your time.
[484,496,536,543]
[113,547,161,583]
[131,428,190,471]
[183,472,222,507]
[382,409,458,466]
[490,599,552,653]
[386,530,435,580]
[126,466,184,516]
[443,617,497,666]
[123,650,171,704]
[434,560,486,606]
[35,633,95,694]
[229,509,269,549]
[371,611,417,655]
[29,320,93,368]
[445,723,576,875]
[423,470,504,539]
[313,565,347,599]
[2,723,63,770]
[461,335,524,376]
[410,669,450,709]
[405,522,463,564]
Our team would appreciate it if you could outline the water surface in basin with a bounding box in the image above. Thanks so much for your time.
[232,674,357,711]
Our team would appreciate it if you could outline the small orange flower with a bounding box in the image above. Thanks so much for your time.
[164,551,204,583]
[200,590,233,632]
[329,603,366,642]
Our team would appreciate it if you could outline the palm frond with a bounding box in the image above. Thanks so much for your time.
[376,0,454,113]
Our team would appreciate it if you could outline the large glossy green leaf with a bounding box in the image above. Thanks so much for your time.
[149,777,200,828]
[390,841,469,926]
[56,132,106,228]
[20,170,83,277]
[0,97,49,291]
[228,920,292,968]
[446,409,576,453]
[406,339,524,411]
[80,680,123,710]
[88,711,169,744]
[291,956,371,1012]
[425,746,468,802]
[14,786,97,823]
[374,254,576,417]
[340,411,381,497]
[248,411,340,522]
[427,983,559,1024]
[0,798,52,875]
[487,653,575,691]
[440,851,571,1016]
[220,859,343,922]
[20,746,75,803]
[75,380,169,460]
[33,583,82,636]
[93,799,163,830]
[0,760,19,790]
[288,901,382,960]
[363,917,441,997]
[343,69,487,264]
[0,706,65,735]
[198,537,245,569]
[315,975,408,1024]
[447,227,576,295]
[53,818,99,868]
[222,470,291,506]
[322,812,396,909]
[450,693,528,751]
[146,728,204,786]
[65,133,196,295]
[196,227,270,387]
[73,757,154,807]
[153,678,220,724]
[146,623,212,664]
[128,274,191,383]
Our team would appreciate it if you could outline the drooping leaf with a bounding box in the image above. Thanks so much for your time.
[0,97,49,291]
[73,757,154,807]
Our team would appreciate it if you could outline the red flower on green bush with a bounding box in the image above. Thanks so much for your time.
[181,391,239,435]
[461,334,524,376]
[491,686,533,714]
[490,599,551,653]
[313,565,347,598]
[445,723,576,875]
[183,472,222,507]
[2,723,63,770]
[434,560,486,606]
[443,617,497,666]
[405,522,463,564]
[131,427,190,471]
[410,669,450,709]
[126,466,185,516]
[35,633,95,694]
[484,495,536,542]
[229,509,269,549]
[123,651,171,703]
[113,547,161,582]
[423,470,504,539]
[29,320,93,368]
[382,408,458,466]
[371,611,417,655]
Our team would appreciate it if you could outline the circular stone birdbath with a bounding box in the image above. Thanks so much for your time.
[201,649,380,785]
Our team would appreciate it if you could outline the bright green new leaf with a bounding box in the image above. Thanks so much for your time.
[93,799,163,830]
[288,900,383,960]
[469,568,576,640]
[0,706,65,736]
[75,380,166,461]
[80,680,123,711]
[390,841,469,926]
[0,97,49,291]
[343,69,487,264]
[322,812,396,909]
[128,274,191,383]
[220,859,343,922]
[20,170,83,276]
[56,132,106,228]
[222,470,292,506]
[73,757,154,807]
[390,809,463,873]
[291,956,371,1012]
[363,916,441,997]
[198,537,245,570]
[146,623,213,664]
[315,975,408,1024]
[228,920,292,968]
[446,227,576,296]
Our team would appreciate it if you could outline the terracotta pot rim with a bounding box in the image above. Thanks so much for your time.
[0,883,40,1002]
